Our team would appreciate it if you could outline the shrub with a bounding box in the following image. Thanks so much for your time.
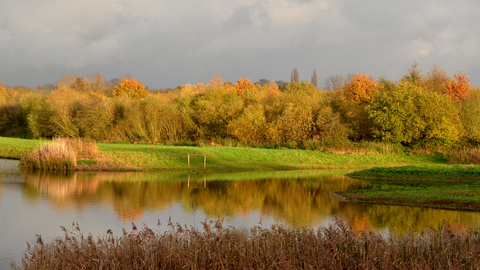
[0,103,30,137]
[72,97,114,140]
[188,87,243,139]
[41,86,86,138]
[315,106,352,141]
[116,95,183,144]
[227,104,266,144]
[458,88,480,144]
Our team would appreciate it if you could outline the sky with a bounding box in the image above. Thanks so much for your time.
[1,0,480,89]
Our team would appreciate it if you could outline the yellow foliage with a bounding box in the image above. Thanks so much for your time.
[0,83,7,106]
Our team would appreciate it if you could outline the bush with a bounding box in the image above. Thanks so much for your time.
[116,95,183,143]
[72,97,114,140]
[0,103,30,137]
[188,87,243,139]
[227,104,266,144]
[458,88,480,144]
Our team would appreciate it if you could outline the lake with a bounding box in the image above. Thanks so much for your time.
[2,159,480,268]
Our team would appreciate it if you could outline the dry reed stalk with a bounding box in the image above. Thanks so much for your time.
[62,137,99,160]
[12,219,480,269]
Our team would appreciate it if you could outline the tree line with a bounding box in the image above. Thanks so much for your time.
[0,64,478,150]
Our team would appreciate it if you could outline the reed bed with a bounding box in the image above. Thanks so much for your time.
[20,138,101,171]
[61,137,99,160]
[448,147,480,164]
[20,138,77,171]
[12,219,480,270]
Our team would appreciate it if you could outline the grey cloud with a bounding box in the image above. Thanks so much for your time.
[1,0,480,88]
[223,6,253,31]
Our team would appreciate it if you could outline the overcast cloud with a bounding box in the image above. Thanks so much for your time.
[1,0,479,88]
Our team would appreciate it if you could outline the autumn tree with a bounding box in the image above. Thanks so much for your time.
[267,81,280,98]
[86,72,110,93]
[422,64,450,93]
[344,72,378,104]
[367,81,461,146]
[69,76,91,93]
[55,73,77,87]
[275,80,288,91]
[257,79,270,87]
[443,71,470,102]
[0,83,8,106]
[291,68,299,83]
[207,73,224,89]
[113,78,150,99]
[403,61,422,84]
[234,78,255,96]
[324,75,344,91]
[311,69,318,88]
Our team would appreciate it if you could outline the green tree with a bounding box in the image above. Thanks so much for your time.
[366,81,461,146]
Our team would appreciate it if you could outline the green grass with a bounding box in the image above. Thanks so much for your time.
[340,164,480,211]
[0,137,445,172]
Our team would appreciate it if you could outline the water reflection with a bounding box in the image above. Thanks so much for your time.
[4,160,480,268]
[19,169,480,232]
[338,202,480,233]
[21,170,373,225]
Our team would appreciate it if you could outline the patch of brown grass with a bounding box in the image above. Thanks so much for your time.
[12,219,480,269]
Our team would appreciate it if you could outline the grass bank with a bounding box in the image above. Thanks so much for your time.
[12,219,480,269]
[0,137,445,172]
[339,164,480,211]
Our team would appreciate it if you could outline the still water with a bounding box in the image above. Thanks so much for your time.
[2,159,480,268]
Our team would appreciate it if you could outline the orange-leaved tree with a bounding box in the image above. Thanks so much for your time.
[113,78,150,99]
[234,78,255,96]
[344,72,378,104]
[443,71,470,102]
[267,81,280,98]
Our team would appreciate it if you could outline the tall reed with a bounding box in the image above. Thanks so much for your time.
[12,219,480,269]
[20,138,77,171]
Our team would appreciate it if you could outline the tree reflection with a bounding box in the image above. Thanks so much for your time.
[19,170,480,232]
